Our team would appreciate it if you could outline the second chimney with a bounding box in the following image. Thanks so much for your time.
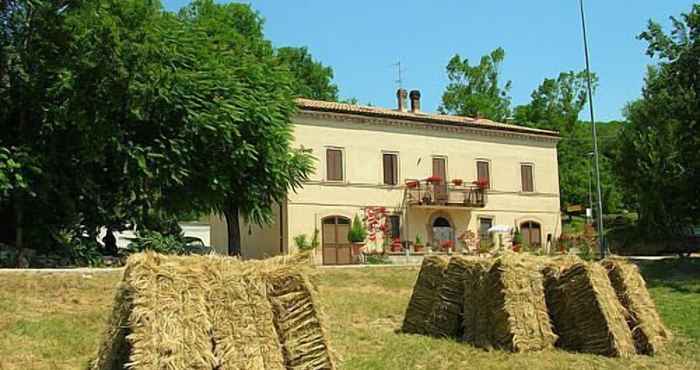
[396,88,408,112]
[409,90,421,113]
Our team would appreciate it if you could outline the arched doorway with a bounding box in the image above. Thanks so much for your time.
[432,216,454,248]
[520,220,542,246]
[322,216,352,265]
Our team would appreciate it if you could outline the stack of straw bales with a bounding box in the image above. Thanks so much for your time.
[472,255,557,352]
[401,256,448,335]
[403,253,669,358]
[428,256,491,338]
[602,258,671,355]
[92,252,334,370]
[544,261,636,357]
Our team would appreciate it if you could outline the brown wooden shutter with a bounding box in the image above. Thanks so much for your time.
[477,161,490,189]
[383,153,397,185]
[432,157,446,181]
[326,149,343,181]
[521,164,533,192]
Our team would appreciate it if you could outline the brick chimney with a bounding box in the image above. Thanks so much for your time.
[409,90,421,113]
[396,88,408,112]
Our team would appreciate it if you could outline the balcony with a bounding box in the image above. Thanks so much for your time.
[405,178,487,208]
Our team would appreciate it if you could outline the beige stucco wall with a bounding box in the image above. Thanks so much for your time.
[209,112,561,260]
[208,203,286,259]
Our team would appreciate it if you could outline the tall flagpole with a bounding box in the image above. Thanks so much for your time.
[579,0,606,258]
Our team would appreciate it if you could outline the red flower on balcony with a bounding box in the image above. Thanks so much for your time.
[426,175,442,184]
[472,179,489,189]
[406,180,419,188]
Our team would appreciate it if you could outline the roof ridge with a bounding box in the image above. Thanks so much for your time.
[294,98,559,137]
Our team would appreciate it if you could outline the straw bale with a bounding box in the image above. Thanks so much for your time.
[265,268,335,370]
[546,261,636,357]
[401,256,448,335]
[92,252,333,370]
[602,258,671,355]
[473,254,556,352]
[428,256,491,338]
[460,258,492,346]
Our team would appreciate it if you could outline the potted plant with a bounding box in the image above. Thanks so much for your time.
[348,214,368,255]
[472,179,489,189]
[512,229,523,252]
[440,239,454,253]
[414,234,425,253]
[427,175,442,184]
[406,180,419,189]
[452,178,463,186]
[390,237,402,253]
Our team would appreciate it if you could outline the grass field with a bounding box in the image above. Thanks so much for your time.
[0,258,698,369]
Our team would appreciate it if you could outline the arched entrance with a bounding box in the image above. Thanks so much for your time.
[322,216,352,265]
[520,220,542,246]
[432,216,454,247]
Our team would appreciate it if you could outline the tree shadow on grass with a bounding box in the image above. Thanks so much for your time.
[635,258,700,294]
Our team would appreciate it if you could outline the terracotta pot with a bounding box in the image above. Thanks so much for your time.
[414,244,424,253]
[452,179,463,186]
[390,243,402,253]
[352,243,365,255]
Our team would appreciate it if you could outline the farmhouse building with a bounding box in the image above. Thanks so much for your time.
[209,89,562,264]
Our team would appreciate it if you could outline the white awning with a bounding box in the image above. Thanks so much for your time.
[488,225,513,233]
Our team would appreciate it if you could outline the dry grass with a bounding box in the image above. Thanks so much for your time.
[0,259,699,369]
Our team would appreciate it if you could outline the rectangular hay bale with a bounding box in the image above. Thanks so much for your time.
[476,255,557,352]
[401,256,448,335]
[546,261,636,357]
[266,269,335,370]
[602,259,671,355]
[429,256,491,339]
[460,258,492,346]
[92,252,334,370]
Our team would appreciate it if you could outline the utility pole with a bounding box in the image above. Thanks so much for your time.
[579,0,606,258]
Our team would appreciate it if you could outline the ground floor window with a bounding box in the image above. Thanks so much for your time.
[479,217,493,246]
[388,215,400,239]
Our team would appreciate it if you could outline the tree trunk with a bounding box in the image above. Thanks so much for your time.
[223,204,241,256]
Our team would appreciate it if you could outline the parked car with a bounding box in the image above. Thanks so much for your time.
[183,236,213,255]
[664,227,700,257]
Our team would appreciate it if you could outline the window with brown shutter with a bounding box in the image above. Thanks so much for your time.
[521,164,534,192]
[476,160,490,189]
[382,153,398,185]
[432,157,446,181]
[326,148,343,181]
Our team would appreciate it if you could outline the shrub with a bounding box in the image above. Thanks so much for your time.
[365,254,392,265]
[124,230,188,256]
[347,214,368,243]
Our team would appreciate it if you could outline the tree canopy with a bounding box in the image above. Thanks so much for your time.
[439,48,512,122]
[276,46,339,101]
[513,71,623,213]
[0,0,313,256]
[617,4,700,239]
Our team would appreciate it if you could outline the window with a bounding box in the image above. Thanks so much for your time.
[388,215,401,239]
[432,157,447,181]
[479,217,493,242]
[521,164,534,192]
[383,153,398,185]
[476,160,490,189]
[326,148,343,181]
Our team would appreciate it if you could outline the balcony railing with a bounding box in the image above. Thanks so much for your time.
[406,179,487,208]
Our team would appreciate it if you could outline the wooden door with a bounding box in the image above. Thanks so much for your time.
[520,221,542,246]
[322,216,353,265]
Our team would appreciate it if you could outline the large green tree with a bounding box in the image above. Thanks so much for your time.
[617,4,700,239]
[439,48,512,122]
[0,0,313,257]
[276,46,339,101]
[514,71,623,213]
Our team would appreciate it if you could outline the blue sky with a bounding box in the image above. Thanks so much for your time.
[163,1,695,121]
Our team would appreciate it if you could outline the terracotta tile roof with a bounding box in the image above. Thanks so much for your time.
[295,98,559,137]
